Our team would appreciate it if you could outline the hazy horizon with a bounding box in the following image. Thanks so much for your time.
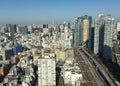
[0,0,120,24]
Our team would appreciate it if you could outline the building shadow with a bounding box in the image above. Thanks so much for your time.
[99,45,120,83]
[56,67,65,86]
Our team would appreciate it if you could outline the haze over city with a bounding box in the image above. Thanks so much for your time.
[0,0,120,24]
[1,0,120,86]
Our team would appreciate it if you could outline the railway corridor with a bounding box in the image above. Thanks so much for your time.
[74,48,105,86]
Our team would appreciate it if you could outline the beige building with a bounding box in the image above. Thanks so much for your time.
[43,28,49,34]
[66,49,74,57]
[83,19,89,42]
[55,49,67,62]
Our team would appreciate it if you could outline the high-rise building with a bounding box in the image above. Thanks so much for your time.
[72,17,82,47]
[83,15,92,49]
[94,14,114,59]
[83,19,89,42]
[43,24,48,28]
[117,22,120,32]
[83,15,92,43]
[18,26,28,34]
[72,15,92,47]
[94,22,100,54]
[71,18,79,47]
[6,24,17,35]
[38,55,56,86]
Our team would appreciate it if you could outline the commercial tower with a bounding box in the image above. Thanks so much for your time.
[83,15,92,49]
[72,15,92,47]
[94,14,114,59]
[72,17,82,47]
[38,56,56,86]
[6,24,17,35]
[83,15,92,42]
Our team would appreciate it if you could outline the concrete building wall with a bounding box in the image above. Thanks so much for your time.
[94,22,99,54]
[71,73,82,85]
[64,71,71,84]
[103,19,114,59]
[38,56,56,86]
[63,71,82,86]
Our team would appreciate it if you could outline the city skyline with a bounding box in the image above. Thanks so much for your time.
[0,0,120,24]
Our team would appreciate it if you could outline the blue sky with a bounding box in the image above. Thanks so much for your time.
[0,0,120,24]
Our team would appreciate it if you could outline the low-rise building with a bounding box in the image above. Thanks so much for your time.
[62,57,83,86]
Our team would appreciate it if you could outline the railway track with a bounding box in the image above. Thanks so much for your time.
[74,48,105,86]
[80,47,117,86]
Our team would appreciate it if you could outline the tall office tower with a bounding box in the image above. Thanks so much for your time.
[82,15,92,49]
[83,15,92,42]
[6,24,17,41]
[94,22,100,54]
[6,24,17,35]
[43,24,46,28]
[117,22,120,32]
[94,14,114,59]
[72,15,92,47]
[38,56,56,86]
[72,17,83,47]
[83,19,89,42]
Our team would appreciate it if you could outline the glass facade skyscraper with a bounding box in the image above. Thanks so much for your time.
[72,15,92,47]
[72,17,83,47]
